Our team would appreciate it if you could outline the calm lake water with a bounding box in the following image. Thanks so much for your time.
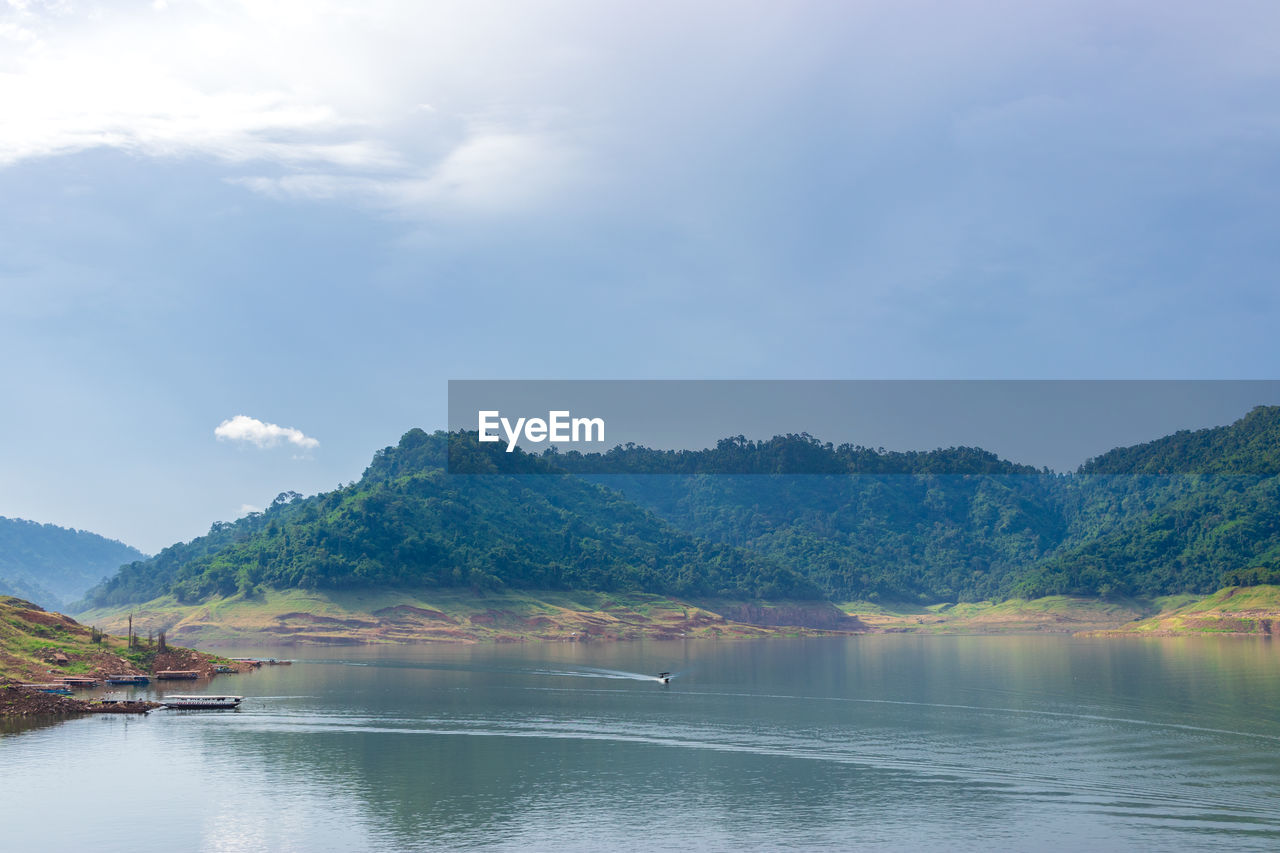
[3,636,1279,851]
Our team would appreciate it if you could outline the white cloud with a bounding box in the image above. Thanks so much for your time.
[215,415,318,451]
[229,130,582,217]
[238,503,262,516]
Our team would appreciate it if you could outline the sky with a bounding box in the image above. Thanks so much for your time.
[1,0,1278,553]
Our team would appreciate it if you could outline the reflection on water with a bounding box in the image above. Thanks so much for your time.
[1,714,69,737]
[3,636,1279,851]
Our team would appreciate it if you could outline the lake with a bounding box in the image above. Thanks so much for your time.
[3,635,1279,851]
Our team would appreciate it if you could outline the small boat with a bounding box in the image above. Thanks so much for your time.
[59,676,98,688]
[657,672,671,684]
[160,694,244,709]
[213,665,236,674]
[105,675,151,685]
[17,683,72,694]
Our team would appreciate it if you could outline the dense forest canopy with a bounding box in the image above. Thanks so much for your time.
[84,429,814,607]
[82,406,1280,608]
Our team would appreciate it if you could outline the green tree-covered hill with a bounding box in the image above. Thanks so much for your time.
[83,429,814,608]
[82,406,1280,609]
[0,517,145,610]
[571,409,1280,601]
[1011,407,1280,597]
[558,435,1063,602]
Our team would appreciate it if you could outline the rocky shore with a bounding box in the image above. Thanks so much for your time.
[0,685,161,717]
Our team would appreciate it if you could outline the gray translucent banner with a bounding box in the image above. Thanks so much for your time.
[447,380,1280,474]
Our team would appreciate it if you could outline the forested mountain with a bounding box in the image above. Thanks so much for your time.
[1010,406,1280,597]
[555,437,1063,601]
[83,429,814,608]
[1077,405,1280,476]
[570,410,1280,601]
[563,410,1280,601]
[82,406,1280,609]
[0,517,145,610]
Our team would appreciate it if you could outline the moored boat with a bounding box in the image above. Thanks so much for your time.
[18,683,73,695]
[160,694,244,709]
[104,675,150,685]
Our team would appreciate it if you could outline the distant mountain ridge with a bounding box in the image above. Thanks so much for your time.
[81,406,1280,609]
[0,517,146,610]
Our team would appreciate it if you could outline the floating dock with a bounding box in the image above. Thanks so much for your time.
[155,670,200,680]
[104,675,151,685]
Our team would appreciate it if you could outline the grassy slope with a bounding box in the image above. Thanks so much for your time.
[1081,584,1280,636]
[839,595,1154,633]
[840,585,1280,635]
[1,595,144,682]
[75,589,839,646]
[0,595,237,683]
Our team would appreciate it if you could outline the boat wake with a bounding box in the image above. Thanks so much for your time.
[531,666,684,684]
[223,709,1280,836]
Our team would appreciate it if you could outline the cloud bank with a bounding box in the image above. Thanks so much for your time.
[215,415,319,451]
[0,0,586,217]
[4,0,1277,232]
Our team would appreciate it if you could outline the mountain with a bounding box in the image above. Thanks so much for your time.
[559,436,1066,602]
[0,517,146,610]
[1010,406,1280,597]
[1075,404,1280,476]
[569,409,1280,601]
[82,406,1280,611]
[82,429,815,609]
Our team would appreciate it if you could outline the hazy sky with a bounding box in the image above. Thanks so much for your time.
[2,1,1278,552]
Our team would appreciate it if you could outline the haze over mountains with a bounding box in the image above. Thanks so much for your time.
[0,517,145,610]
[78,406,1280,611]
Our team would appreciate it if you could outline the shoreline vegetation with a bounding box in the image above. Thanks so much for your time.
[72,584,1280,647]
